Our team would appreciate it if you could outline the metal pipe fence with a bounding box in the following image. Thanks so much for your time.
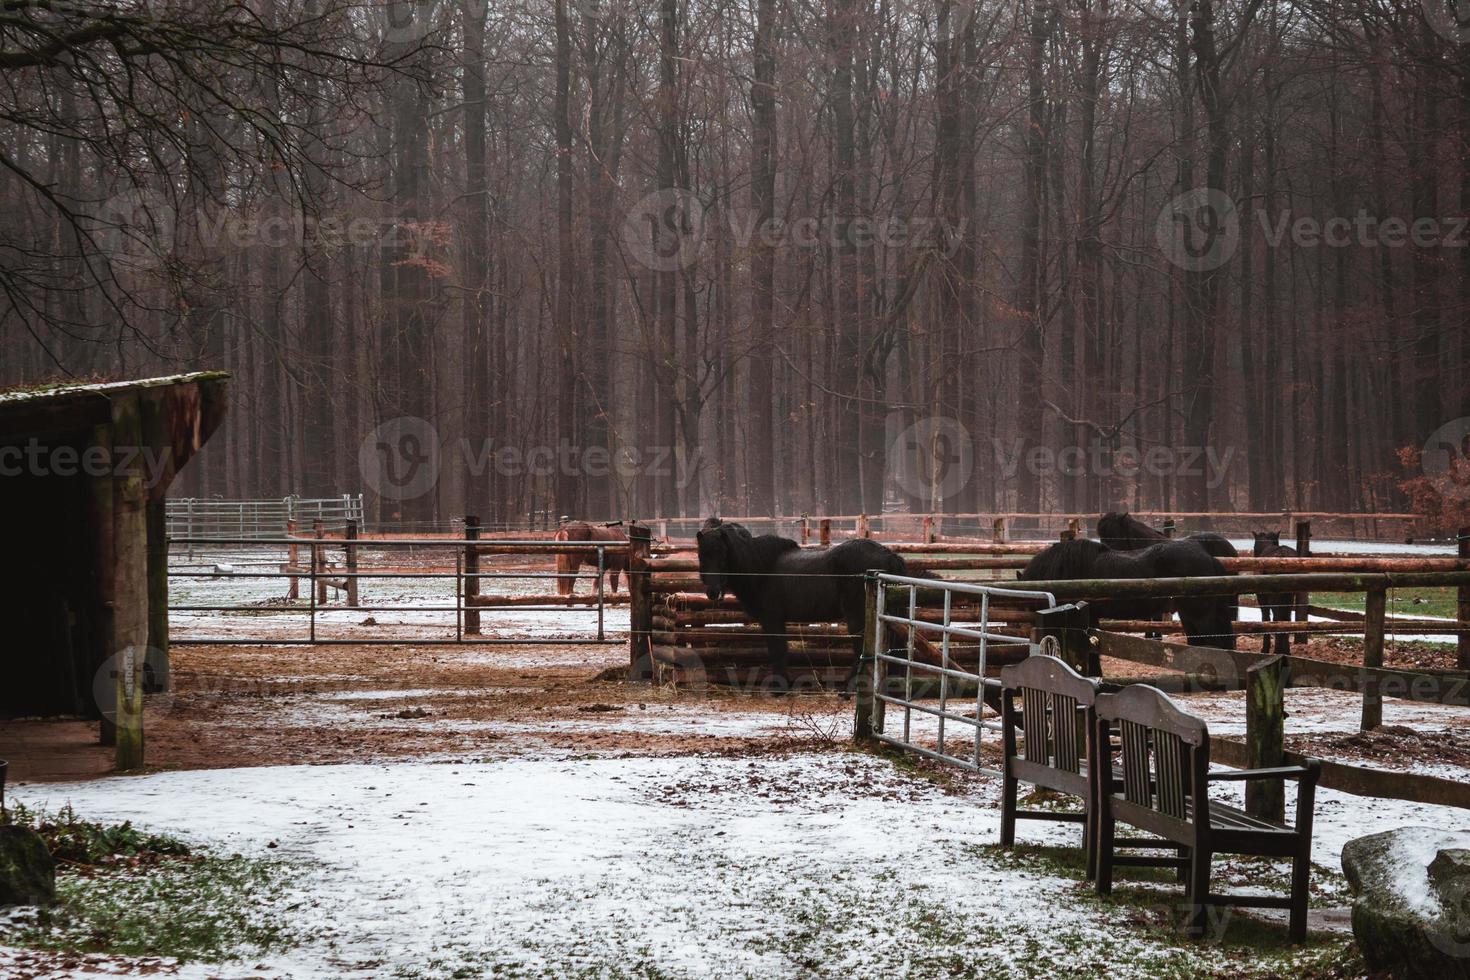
[864,573,1057,775]
[167,535,623,646]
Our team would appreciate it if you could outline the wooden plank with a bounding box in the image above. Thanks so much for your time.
[1282,655,1470,708]
[1092,630,1269,686]
[1211,737,1470,810]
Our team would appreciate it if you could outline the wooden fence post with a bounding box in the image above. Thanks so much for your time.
[799,517,809,545]
[857,514,870,538]
[344,519,360,608]
[313,519,327,606]
[1246,655,1287,823]
[854,573,879,741]
[1035,604,1094,675]
[993,517,1006,544]
[628,524,654,682]
[286,518,299,600]
[1361,588,1386,731]
[819,519,832,547]
[921,516,934,545]
[463,516,481,635]
[1294,520,1312,645]
[1068,517,1081,539]
[1162,518,1176,539]
[1459,527,1470,671]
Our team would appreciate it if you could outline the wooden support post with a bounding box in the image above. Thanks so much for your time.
[1068,517,1081,539]
[799,517,809,545]
[858,514,870,538]
[1246,655,1287,823]
[463,515,481,635]
[1459,527,1470,670]
[90,423,117,748]
[1035,604,1094,675]
[313,519,327,605]
[854,574,880,741]
[286,518,300,599]
[921,516,934,545]
[1294,520,1312,645]
[1162,518,1176,539]
[345,519,360,608]
[993,517,1006,544]
[112,395,146,771]
[1361,588,1386,731]
[628,524,654,682]
[819,519,832,547]
[658,519,668,542]
[145,498,169,694]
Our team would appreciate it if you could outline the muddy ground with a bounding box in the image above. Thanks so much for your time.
[3,627,1463,784]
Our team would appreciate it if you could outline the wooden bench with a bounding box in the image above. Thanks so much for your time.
[1093,684,1321,942]
[999,655,1102,875]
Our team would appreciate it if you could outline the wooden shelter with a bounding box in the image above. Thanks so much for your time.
[0,372,228,769]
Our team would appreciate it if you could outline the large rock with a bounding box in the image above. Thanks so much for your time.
[1343,826,1470,979]
[0,825,55,906]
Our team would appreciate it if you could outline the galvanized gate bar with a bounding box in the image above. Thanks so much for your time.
[867,573,1056,775]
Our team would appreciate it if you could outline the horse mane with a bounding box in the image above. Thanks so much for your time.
[1020,538,1113,581]
[1097,512,1166,550]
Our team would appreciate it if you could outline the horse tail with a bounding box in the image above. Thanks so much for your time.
[554,526,577,596]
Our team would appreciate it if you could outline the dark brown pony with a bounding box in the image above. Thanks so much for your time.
[554,522,630,596]
[1253,531,1306,655]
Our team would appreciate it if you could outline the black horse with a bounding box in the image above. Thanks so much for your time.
[1097,511,1239,560]
[1019,538,1238,649]
[1253,531,1306,655]
[695,520,914,690]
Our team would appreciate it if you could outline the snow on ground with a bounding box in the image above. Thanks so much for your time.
[15,750,1449,979]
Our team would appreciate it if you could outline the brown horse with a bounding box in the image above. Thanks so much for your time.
[554,522,630,595]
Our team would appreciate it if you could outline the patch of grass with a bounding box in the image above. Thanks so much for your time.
[1314,587,1459,620]
[1,804,296,964]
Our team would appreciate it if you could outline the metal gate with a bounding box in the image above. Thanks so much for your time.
[863,573,1057,774]
[168,535,625,646]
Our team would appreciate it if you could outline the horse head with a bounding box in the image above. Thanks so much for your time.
[696,523,737,602]
[1252,531,1280,556]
